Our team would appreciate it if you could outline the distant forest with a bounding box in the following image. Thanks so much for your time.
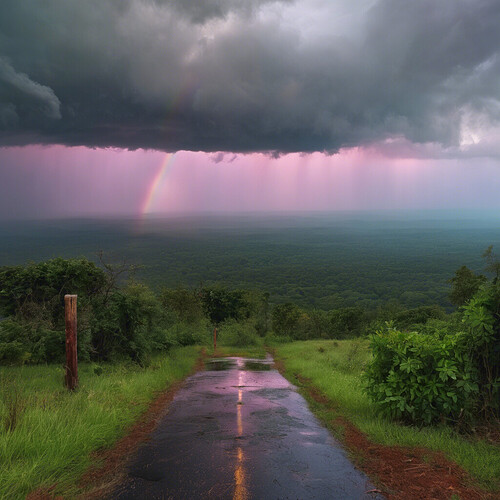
[1,213,500,311]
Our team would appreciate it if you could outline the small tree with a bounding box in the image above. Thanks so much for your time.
[483,245,500,283]
[0,258,108,327]
[160,286,203,323]
[200,286,248,327]
[272,303,301,337]
[328,306,367,338]
[448,266,486,307]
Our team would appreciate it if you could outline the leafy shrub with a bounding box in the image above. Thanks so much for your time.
[461,284,500,417]
[448,266,487,307]
[0,258,107,324]
[328,307,367,338]
[272,303,301,337]
[165,321,210,346]
[0,340,29,365]
[0,320,64,364]
[393,305,446,330]
[366,250,500,425]
[218,320,259,347]
[160,286,203,323]
[364,328,479,425]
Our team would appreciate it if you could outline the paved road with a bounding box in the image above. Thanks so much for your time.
[112,356,383,499]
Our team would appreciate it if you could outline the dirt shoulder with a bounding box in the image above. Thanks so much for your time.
[272,355,497,500]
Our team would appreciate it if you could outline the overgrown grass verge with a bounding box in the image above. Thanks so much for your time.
[274,340,500,492]
[0,346,200,499]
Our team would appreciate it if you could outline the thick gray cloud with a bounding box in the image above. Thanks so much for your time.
[0,58,61,120]
[0,0,500,155]
[166,0,293,24]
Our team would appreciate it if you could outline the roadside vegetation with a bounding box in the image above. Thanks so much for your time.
[271,247,500,492]
[0,256,273,496]
[0,347,200,499]
[275,340,500,491]
[0,246,499,495]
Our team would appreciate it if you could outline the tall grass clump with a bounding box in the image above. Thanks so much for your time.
[0,346,200,499]
[0,377,25,433]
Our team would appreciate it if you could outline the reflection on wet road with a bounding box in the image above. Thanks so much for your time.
[113,356,383,499]
[234,367,248,500]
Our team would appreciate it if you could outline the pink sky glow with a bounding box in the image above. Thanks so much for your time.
[0,145,499,219]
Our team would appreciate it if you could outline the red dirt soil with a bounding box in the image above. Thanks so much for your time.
[27,350,207,500]
[285,364,498,500]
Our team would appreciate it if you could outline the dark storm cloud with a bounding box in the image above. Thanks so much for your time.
[165,0,293,24]
[0,58,61,120]
[1,0,500,154]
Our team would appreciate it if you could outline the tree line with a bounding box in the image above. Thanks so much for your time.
[0,246,497,368]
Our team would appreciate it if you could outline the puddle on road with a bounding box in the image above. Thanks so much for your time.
[244,361,271,371]
[205,358,236,370]
[205,357,272,372]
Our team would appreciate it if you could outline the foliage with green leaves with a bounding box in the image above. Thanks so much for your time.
[364,327,479,425]
[200,286,249,326]
[272,303,301,337]
[448,265,486,307]
[461,281,500,417]
[366,247,500,425]
[393,305,446,330]
[0,259,208,365]
[0,258,108,325]
[159,286,203,324]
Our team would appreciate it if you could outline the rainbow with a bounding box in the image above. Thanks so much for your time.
[141,153,175,216]
[138,71,198,224]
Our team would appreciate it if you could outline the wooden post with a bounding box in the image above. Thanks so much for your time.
[213,327,217,351]
[64,294,78,391]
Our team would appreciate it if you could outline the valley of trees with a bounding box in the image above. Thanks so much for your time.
[1,215,499,313]
[1,213,499,429]
[0,246,498,428]
[0,255,476,365]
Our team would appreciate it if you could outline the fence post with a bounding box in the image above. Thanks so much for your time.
[65,294,78,391]
[213,327,217,351]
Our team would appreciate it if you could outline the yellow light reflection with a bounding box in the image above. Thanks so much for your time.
[234,446,248,500]
[233,372,248,500]
[237,395,243,436]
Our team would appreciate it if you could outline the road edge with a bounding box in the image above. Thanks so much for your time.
[270,348,496,500]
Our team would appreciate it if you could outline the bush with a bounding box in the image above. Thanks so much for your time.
[364,327,479,425]
[165,321,210,346]
[461,283,500,417]
[0,320,65,365]
[393,305,446,330]
[0,258,108,324]
[218,320,259,347]
[160,286,203,323]
[272,303,301,337]
[366,251,500,425]
[327,307,367,338]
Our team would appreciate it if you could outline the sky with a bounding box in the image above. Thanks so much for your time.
[1,0,500,218]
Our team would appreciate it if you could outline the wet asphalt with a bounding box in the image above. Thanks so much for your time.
[112,356,384,500]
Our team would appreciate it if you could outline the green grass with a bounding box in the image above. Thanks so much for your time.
[0,346,200,499]
[275,339,500,492]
